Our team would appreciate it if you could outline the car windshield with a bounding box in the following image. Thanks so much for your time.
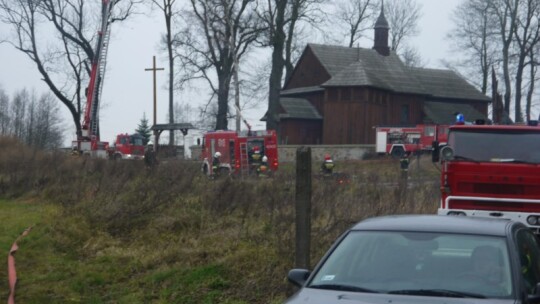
[309,231,513,299]
[449,130,540,163]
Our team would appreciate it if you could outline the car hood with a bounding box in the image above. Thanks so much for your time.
[285,288,516,304]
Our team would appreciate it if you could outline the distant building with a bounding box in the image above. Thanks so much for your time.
[272,4,489,145]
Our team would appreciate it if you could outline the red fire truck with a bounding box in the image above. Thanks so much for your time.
[433,121,540,233]
[108,133,145,160]
[375,124,449,157]
[201,129,279,177]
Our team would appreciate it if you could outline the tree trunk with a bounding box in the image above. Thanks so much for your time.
[514,53,526,123]
[216,72,231,130]
[284,0,299,82]
[267,0,287,133]
[502,47,512,117]
[526,50,536,121]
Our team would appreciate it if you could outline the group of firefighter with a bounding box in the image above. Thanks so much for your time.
[212,145,271,178]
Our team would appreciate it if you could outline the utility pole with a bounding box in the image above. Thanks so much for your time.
[145,56,164,148]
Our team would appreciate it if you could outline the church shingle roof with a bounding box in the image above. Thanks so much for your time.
[306,44,490,102]
[423,101,487,124]
[278,98,322,120]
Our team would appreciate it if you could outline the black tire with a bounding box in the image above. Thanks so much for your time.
[391,147,405,159]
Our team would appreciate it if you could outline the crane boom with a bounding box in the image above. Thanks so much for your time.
[81,0,115,140]
[74,0,115,158]
[234,104,251,133]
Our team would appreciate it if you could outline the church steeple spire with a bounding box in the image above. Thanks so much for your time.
[373,0,390,56]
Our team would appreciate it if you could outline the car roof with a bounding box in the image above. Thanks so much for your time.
[351,215,521,236]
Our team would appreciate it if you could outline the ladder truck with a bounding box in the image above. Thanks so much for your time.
[72,0,116,158]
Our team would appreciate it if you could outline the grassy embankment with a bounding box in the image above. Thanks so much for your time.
[0,137,440,303]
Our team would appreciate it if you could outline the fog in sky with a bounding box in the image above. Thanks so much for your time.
[0,0,463,146]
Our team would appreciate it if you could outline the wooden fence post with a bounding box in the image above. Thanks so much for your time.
[295,146,312,269]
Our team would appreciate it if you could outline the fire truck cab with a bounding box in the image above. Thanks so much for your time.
[376,124,448,158]
[434,120,540,233]
[201,130,279,177]
[108,133,145,160]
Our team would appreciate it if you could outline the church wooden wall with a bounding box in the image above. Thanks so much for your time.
[279,119,322,145]
[322,87,424,144]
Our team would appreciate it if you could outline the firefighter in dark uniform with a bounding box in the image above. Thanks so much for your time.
[249,146,262,174]
[400,155,410,172]
[212,151,221,176]
[144,141,157,168]
[257,155,269,178]
[399,154,410,182]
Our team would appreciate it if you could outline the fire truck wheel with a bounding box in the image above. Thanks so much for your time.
[114,154,121,160]
[391,147,405,159]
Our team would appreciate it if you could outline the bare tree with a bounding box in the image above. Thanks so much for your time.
[8,89,64,149]
[0,85,9,135]
[525,44,539,121]
[283,0,325,81]
[261,0,287,132]
[448,0,499,94]
[257,0,324,132]
[490,0,519,118]
[0,0,140,139]
[449,0,540,122]
[151,0,178,144]
[173,0,260,130]
[333,0,376,48]
[33,92,64,149]
[511,0,540,122]
[11,89,28,140]
[399,44,425,67]
[384,0,422,52]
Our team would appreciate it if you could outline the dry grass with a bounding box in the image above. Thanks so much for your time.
[0,136,441,303]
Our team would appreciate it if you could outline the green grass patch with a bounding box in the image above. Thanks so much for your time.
[145,264,232,303]
[0,141,441,303]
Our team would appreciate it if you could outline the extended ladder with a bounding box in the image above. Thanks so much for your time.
[84,0,116,138]
[239,142,250,177]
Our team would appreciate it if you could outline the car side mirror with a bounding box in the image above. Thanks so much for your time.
[287,269,310,287]
[527,283,540,303]
[432,140,439,163]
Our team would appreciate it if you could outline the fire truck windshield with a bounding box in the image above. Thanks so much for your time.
[449,130,540,163]
[131,137,144,146]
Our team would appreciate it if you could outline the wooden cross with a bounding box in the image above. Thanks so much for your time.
[145,56,164,145]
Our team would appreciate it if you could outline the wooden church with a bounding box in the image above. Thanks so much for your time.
[274,4,490,145]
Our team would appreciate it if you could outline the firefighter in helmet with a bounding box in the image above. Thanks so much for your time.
[257,155,269,178]
[321,154,335,177]
[250,146,262,163]
[249,145,262,174]
[144,141,157,168]
[400,154,410,172]
[212,151,221,176]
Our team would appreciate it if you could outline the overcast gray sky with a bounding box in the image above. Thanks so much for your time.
[0,0,463,146]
